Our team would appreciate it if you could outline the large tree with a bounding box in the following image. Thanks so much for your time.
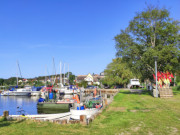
[115,6,180,81]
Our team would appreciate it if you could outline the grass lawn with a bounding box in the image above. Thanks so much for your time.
[1,90,180,135]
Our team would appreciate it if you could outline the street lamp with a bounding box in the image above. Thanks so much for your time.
[153,56,158,98]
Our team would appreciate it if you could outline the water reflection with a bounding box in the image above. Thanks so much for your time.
[0,92,116,115]
[0,96,39,115]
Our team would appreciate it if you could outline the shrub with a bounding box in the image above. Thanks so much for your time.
[173,82,180,91]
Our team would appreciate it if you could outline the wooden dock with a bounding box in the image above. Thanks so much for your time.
[85,89,119,93]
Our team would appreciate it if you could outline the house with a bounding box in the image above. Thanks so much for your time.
[76,73,105,85]
[18,79,28,83]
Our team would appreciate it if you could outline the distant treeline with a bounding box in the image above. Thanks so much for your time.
[0,72,75,86]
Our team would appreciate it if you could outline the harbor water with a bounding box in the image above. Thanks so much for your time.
[0,96,39,115]
[0,96,69,115]
[0,89,117,116]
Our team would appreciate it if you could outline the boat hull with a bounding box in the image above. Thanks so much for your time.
[1,91,31,96]
[37,102,72,110]
[70,108,100,120]
[31,91,41,96]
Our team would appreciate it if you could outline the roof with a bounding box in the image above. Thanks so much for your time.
[77,75,87,81]
[77,74,105,82]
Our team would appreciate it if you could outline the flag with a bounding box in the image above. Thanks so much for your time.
[171,73,174,78]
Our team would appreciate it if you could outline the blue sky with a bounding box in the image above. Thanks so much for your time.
[0,0,180,79]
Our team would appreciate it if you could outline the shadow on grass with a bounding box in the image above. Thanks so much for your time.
[0,117,10,128]
[0,117,25,128]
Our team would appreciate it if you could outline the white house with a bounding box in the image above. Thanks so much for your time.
[76,73,104,85]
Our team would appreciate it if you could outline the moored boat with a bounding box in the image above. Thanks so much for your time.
[70,108,100,120]
[1,86,32,96]
[70,88,103,120]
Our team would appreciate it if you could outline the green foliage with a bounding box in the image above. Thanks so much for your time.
[115,6,180,81]
[173,82,180,91]
[102,58,133,87]
[4,77,19,85]
[78,81,88,88]
[66,72,75,85]
[34,80,44,87]
[0,78,4,85]
[175,74,180,85]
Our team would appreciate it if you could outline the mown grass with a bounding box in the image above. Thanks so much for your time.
[1,90,180,135]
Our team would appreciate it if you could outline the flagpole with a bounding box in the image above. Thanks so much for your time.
[64,63,65,86]
[154,56,158,98]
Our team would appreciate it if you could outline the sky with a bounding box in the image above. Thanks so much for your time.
[0,0,180,79]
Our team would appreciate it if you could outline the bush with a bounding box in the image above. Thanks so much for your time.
[173,82,180,91]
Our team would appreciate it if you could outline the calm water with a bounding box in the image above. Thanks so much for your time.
[0,92,114,115]
[0,96,39,115]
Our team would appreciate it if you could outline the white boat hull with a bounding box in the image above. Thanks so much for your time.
[1,87,32,96]
[70,108,99,120]
[31,91,41,96]
[1,91,31,96]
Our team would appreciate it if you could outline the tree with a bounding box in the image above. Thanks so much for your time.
[78,80,88,88]
[102,58,133,87]
[0,78,4,85]
[115,5,180,81]
[65,72,75,85]
[4,77,18,85]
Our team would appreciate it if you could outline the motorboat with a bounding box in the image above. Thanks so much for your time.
[70,90,103,120]
[70,107,100,120]
[30,86,42,96]
[1,86,32,96]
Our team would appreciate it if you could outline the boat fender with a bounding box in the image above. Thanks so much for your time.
[38,98,45,102]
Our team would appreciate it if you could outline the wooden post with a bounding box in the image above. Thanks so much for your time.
[61,119,67,124]
[3,111,9,117]
[80,115,87,125]
[105,99,108,106]
[105,94,107,99]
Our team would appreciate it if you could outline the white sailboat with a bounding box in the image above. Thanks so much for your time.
[1,61,32,96]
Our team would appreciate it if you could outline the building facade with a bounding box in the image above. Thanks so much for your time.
[76,73,105,85]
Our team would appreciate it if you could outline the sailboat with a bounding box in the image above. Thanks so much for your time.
[1,61,32,96]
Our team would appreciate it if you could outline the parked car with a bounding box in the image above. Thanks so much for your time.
[86,85,97,89]
[115,85,123,89]
[104,86,110,89]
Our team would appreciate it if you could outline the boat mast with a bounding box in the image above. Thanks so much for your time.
[17,60,23,86]
[45,65,47,87]
[68,64,69,85]
[60,61,62,88]
[52,57,57,85]
[64,63,65,86]
[16,61,19,86]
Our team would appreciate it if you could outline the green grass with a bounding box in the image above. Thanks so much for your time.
[1,90,180,135]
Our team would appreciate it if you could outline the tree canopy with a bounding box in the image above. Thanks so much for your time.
[65,72,75,85]
[115,6,180,81]
[102,58,133,87]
